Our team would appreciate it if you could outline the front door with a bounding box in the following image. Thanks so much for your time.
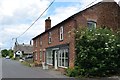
[54,50,58,69]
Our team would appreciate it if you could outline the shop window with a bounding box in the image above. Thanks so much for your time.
[46,50,53,65]
[58,49,68,68]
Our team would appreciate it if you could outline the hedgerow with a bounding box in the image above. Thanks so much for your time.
[66,27,120,77]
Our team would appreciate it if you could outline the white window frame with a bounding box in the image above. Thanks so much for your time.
[40,37,42,46]
[35,53,37,60]
[35,40,37,47]
[46,51,53,65]
[48,32,52,44]
[58,49,68,68]
[87,21,96,29]
[40,51,42,61]
[60,26,64,41]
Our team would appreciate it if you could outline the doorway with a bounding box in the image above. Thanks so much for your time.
[52,49,58,69]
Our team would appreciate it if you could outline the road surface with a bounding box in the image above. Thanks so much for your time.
[0,58,2,79]
[2,58,68,78]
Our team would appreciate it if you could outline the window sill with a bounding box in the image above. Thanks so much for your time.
[48,42,52,44]
[58,66,68,69]
[47,63,53,65]
[59,39,63,42]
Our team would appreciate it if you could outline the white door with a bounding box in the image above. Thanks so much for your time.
[54,51,58,69]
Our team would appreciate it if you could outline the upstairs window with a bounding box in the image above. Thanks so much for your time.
[87,21,96,29]
[35,53,37,60]
[40,37,42,46]
[60,26,64,41]
[48,32,52,44]
[40,51,42,61]
[35,40,37,47]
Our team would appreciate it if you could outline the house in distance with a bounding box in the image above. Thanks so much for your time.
[13,42,33,59]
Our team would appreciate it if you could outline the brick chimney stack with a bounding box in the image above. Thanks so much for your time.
[45,17,51,31]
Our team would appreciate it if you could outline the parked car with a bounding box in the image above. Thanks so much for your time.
[5,56,10,59]
[26,55,33,59]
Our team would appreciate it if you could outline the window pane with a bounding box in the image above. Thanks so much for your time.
[40,52,42,61]
[48,32,52,43]
[62,59,64,66]
[87,21,96,28]
[60,26,63,40]
[65,59,68,67]
[59,58,61,66]
[36,53,37,60]
[62,50,64,58]
[46,51,53,64]
[65,49,68,58]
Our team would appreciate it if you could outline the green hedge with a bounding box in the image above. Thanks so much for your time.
[67,28,120,77]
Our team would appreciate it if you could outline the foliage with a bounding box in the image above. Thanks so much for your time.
[9,49,14,58]
[1,49,9,57]
[66,66,80,77]
[70,27,120,77]
[1,49,14,58]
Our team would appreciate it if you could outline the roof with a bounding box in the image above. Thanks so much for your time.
[14,44,33,54]
[32,1,118,40]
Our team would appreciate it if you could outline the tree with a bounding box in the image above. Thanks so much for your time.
[8,49,14,58]
[1,49,9,57]
[75,27,120,77]
[1,49,14,58]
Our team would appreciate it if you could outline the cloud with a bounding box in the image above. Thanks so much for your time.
[0,42,3,47]
[0,0,51,25]
[49,5,80,27]
[0,0,51,49]
[0,0,119,49]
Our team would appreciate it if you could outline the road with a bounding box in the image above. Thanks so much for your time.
[2,58,120,80]
[0,58,2,79]
[2,58,68,78]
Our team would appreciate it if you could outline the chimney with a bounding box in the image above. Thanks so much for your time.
[30,40,32,45]
[45,17,51,31]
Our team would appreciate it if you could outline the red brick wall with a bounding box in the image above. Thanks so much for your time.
[33,19,76,68]
[75,2,120,30]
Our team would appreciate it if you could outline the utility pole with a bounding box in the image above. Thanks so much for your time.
[12,38,18,59]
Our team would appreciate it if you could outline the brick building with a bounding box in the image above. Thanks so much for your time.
[32,1,120,72]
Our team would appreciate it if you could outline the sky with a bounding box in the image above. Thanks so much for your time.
[0,0,119,50]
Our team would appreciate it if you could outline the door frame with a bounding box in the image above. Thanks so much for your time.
[52,48,59,69]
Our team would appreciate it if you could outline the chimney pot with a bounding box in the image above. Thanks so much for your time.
[45,17,51,31]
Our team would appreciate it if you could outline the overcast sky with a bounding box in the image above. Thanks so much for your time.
[0,0,119,50]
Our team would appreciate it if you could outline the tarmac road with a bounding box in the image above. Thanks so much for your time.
[2,58,68,78]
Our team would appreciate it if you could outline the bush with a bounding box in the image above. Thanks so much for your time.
[74,28,120,77]
[1,49,9,57]
[9,49,14,58]
[1,49,14,58]
[66,66,80,77]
